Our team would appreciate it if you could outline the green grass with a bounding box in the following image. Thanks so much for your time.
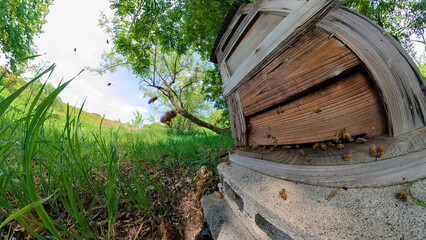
[0,66,233,239]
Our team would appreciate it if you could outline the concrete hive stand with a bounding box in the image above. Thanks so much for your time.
[203,0,426,239]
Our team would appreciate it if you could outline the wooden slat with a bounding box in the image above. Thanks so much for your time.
[317,7,426,136]
[247,70,388,145]
[239,28,360,116]
[223,0,337,96]
[226,92,247,147]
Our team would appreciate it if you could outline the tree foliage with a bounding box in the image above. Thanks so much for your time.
[0,0,52,73]
[343,0,425,57]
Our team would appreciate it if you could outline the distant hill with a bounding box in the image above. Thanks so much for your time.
[0,69,140,130]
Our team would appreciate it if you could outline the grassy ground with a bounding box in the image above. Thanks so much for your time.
[0,66,233,239]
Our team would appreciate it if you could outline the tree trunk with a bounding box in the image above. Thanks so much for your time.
[167,96,228,134]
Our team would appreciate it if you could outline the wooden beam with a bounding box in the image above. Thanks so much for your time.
[318,7,426,136]
[227,91,247,147]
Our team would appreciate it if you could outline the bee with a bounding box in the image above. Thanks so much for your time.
[280,189,288,200]
[139,65,147,69]
[251,144,260,150]
[214,191,223,199]
[333,131,343,143]
[395,191,407,202]
[148,96,158,104]
[265,125,271,131]
[226,159,230,165]
[356,137,367,144]
[295,145,300,149]
[327,142,336,147]
[277,107,285,114]
[377,146,385,158]
[282,145,291,149]
[313,143,319,150]
[320,143,327,150]
[264,133,271,139]
[273,140,278,147]
[343,154,353,161]
[337,143,344,150]
[299,149,306,156]
[313,108,322,113]
[342,129,351,140]
[370,144,377,157]
[347,137,354,143]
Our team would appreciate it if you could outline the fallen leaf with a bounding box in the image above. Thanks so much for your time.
[160,218,175,240]
[196,177,209,188]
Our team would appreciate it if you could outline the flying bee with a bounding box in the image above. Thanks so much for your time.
[327,142,336,147]
[377,146,385,158]
[356,137,367,144]
[313,143,319,150]
[337,143,344,150]
[370,144,377,157]
[313,108,322,113]
[148,96,158,104]
[343,154,354,161]
[396,191,407,202]
[299,149,306,156]
[320,143,327,150]
[280,189,288,200]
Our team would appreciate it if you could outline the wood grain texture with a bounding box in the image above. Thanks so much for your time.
[227,91,247,147]
[239,28,360,116]
[229,150,426,187]
[247,70,388,145]
[318,7,426,136]
[223,0,337,96]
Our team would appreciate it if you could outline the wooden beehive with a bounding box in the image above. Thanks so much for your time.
[211,0,426,187]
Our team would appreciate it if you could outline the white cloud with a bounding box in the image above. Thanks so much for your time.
[27,0,152,124]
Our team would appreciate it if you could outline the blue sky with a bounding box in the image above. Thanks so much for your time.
[25,0,161,124]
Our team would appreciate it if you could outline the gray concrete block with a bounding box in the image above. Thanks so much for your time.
[218,162,426,240]
[202,193,256,240]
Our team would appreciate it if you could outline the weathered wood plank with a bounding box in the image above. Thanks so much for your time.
[229,149,426,187]
[239,28,360,116]
[226,92,247,147]
[247,70,388,145]
[317,7,426,136]
[223,0,337,96]
[226,13,285,75]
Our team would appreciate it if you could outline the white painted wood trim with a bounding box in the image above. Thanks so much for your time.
[223,0,335,96]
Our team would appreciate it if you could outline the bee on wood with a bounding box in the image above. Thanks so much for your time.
[313,143,319,150]
[334,131,343,143]
[148,96,158,104]
[396,191,407,202]
[337,143,344,150]
[265,125,271,131]
[280,189,288,200]
[299,149,306,156]
[313,108,322,113]
[277,107,284,114]
[320,143,327,151]
[343,154,354,161]
[347,137,354,143]
[251,144,260,150]
[377,146,385,158]
[295,145,300,149]
[282,145,291,149]
[356,137,367,144]
[264,133,271,139]
[327,142,336,147]
[342,129,351,140]
[273,140,278,147]
[370,144,377,157]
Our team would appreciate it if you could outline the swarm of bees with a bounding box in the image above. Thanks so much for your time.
[160,110,177,127]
